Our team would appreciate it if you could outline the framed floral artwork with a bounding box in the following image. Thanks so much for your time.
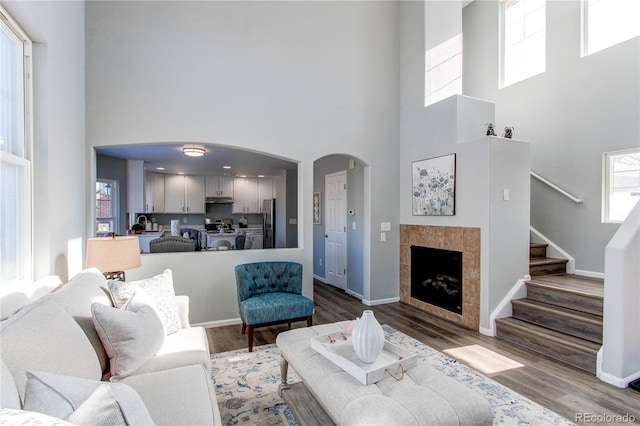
[412,154,456,216]
[313,192,321,224]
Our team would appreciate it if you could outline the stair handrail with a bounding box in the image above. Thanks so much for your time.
[530,171,583,204]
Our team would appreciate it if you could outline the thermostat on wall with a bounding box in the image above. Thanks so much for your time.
[348,209,356,216]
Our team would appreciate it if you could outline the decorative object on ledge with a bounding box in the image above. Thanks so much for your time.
[313,192,321,225]
[351,310,385,363]
[86,235,141,281]
[412,153,456,216]
[503,126,514,138]
[485,122,496,136]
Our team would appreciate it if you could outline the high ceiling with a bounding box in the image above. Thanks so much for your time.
[97,143,298,178]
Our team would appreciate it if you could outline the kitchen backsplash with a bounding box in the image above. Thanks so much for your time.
[131,203,265,230]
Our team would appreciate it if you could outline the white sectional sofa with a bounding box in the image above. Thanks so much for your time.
[0,268,221,425]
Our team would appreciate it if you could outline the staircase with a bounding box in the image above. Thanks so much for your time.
[495,243,604,374]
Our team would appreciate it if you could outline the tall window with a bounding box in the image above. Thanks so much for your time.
[0,8,32,286]
[501,0,546,88]
[603,149,640,223]
[96,180,119,236]
[582,0,640,56]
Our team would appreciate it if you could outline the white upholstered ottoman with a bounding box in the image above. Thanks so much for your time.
[276,321,494,426]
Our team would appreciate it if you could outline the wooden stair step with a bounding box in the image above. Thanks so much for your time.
[529,257,568,276]
[529,243,548,259]
[496,317,600,373]
[511,298,602,343]
[526,275,603,316]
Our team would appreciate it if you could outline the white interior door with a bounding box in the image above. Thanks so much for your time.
[325,171,347,289]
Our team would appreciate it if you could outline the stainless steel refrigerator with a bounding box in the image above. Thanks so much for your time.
[263,199,275,248]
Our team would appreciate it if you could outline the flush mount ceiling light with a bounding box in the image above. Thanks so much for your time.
[183,147,205,157]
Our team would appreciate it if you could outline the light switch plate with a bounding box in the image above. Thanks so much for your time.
[381,222,391,231]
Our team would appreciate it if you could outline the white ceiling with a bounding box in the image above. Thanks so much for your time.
[97,143,298,178]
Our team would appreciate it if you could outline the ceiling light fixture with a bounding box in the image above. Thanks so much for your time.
[183,147,205,157]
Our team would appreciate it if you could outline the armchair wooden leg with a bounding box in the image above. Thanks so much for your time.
[307,316,313,327]
[241,321,247,335]
[248,325,254,352]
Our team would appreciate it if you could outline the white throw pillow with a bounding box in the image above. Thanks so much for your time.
[108,269,182,335]
[0,408,73,425]
[22,370,154,425]
[92,290,165,381]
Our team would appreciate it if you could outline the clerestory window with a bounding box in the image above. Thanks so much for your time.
[582,0,640,57]
[500,0,546,88]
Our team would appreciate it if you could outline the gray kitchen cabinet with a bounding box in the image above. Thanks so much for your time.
[205,176,234,198]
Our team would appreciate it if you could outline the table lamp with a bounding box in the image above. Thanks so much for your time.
[86,235,141,281]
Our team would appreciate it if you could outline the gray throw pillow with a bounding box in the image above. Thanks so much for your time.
[108,269,182,335]
[92,290,165,381]
[22,370,154,425]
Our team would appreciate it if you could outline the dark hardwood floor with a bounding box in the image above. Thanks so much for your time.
[207,280,639,425]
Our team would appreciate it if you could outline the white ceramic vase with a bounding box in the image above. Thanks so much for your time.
[351,310,385,363]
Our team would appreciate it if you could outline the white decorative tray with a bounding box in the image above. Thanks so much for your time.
[310,330,417,385]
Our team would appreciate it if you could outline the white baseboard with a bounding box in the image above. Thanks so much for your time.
[597,369,640,388]
[362,297,400,306]
[313,274,327,283]
[575,269,605,279]
[345,289,364,300]
[484,278,528,337]
[479,327,494,337]
[193,318,242,328]
[530,226,576,273]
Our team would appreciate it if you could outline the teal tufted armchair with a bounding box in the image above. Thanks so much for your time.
[235,262,314,352]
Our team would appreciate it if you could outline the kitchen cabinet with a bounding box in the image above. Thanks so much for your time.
[232,177,274,213]
[232,177,258,213]
[126,160,146,213]
[165,175,205,214]
[205,176,234,198]
[146,172,165,213]
[257,178,274,212]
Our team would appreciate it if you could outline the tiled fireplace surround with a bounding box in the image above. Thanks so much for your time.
[400,225,481,330]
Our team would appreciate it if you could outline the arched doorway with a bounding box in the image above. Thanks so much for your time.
[313,154,367,299]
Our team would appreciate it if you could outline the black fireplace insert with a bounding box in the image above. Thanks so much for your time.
[410,245,463,315]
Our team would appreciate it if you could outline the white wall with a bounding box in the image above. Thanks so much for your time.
[85,1,400,323]
[463,0,640,274]
[2,0,86,282]
[599,202,640,387]
[399,0,530,330]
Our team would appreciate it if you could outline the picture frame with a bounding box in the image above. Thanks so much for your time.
[412,153,456,216]
[313,192,322,224]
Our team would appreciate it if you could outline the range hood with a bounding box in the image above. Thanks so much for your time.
[206,196,234,204]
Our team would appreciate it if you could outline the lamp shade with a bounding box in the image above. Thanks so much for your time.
[86,236,141,274]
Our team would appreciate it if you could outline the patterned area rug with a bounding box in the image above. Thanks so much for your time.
[210,325,575,426]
